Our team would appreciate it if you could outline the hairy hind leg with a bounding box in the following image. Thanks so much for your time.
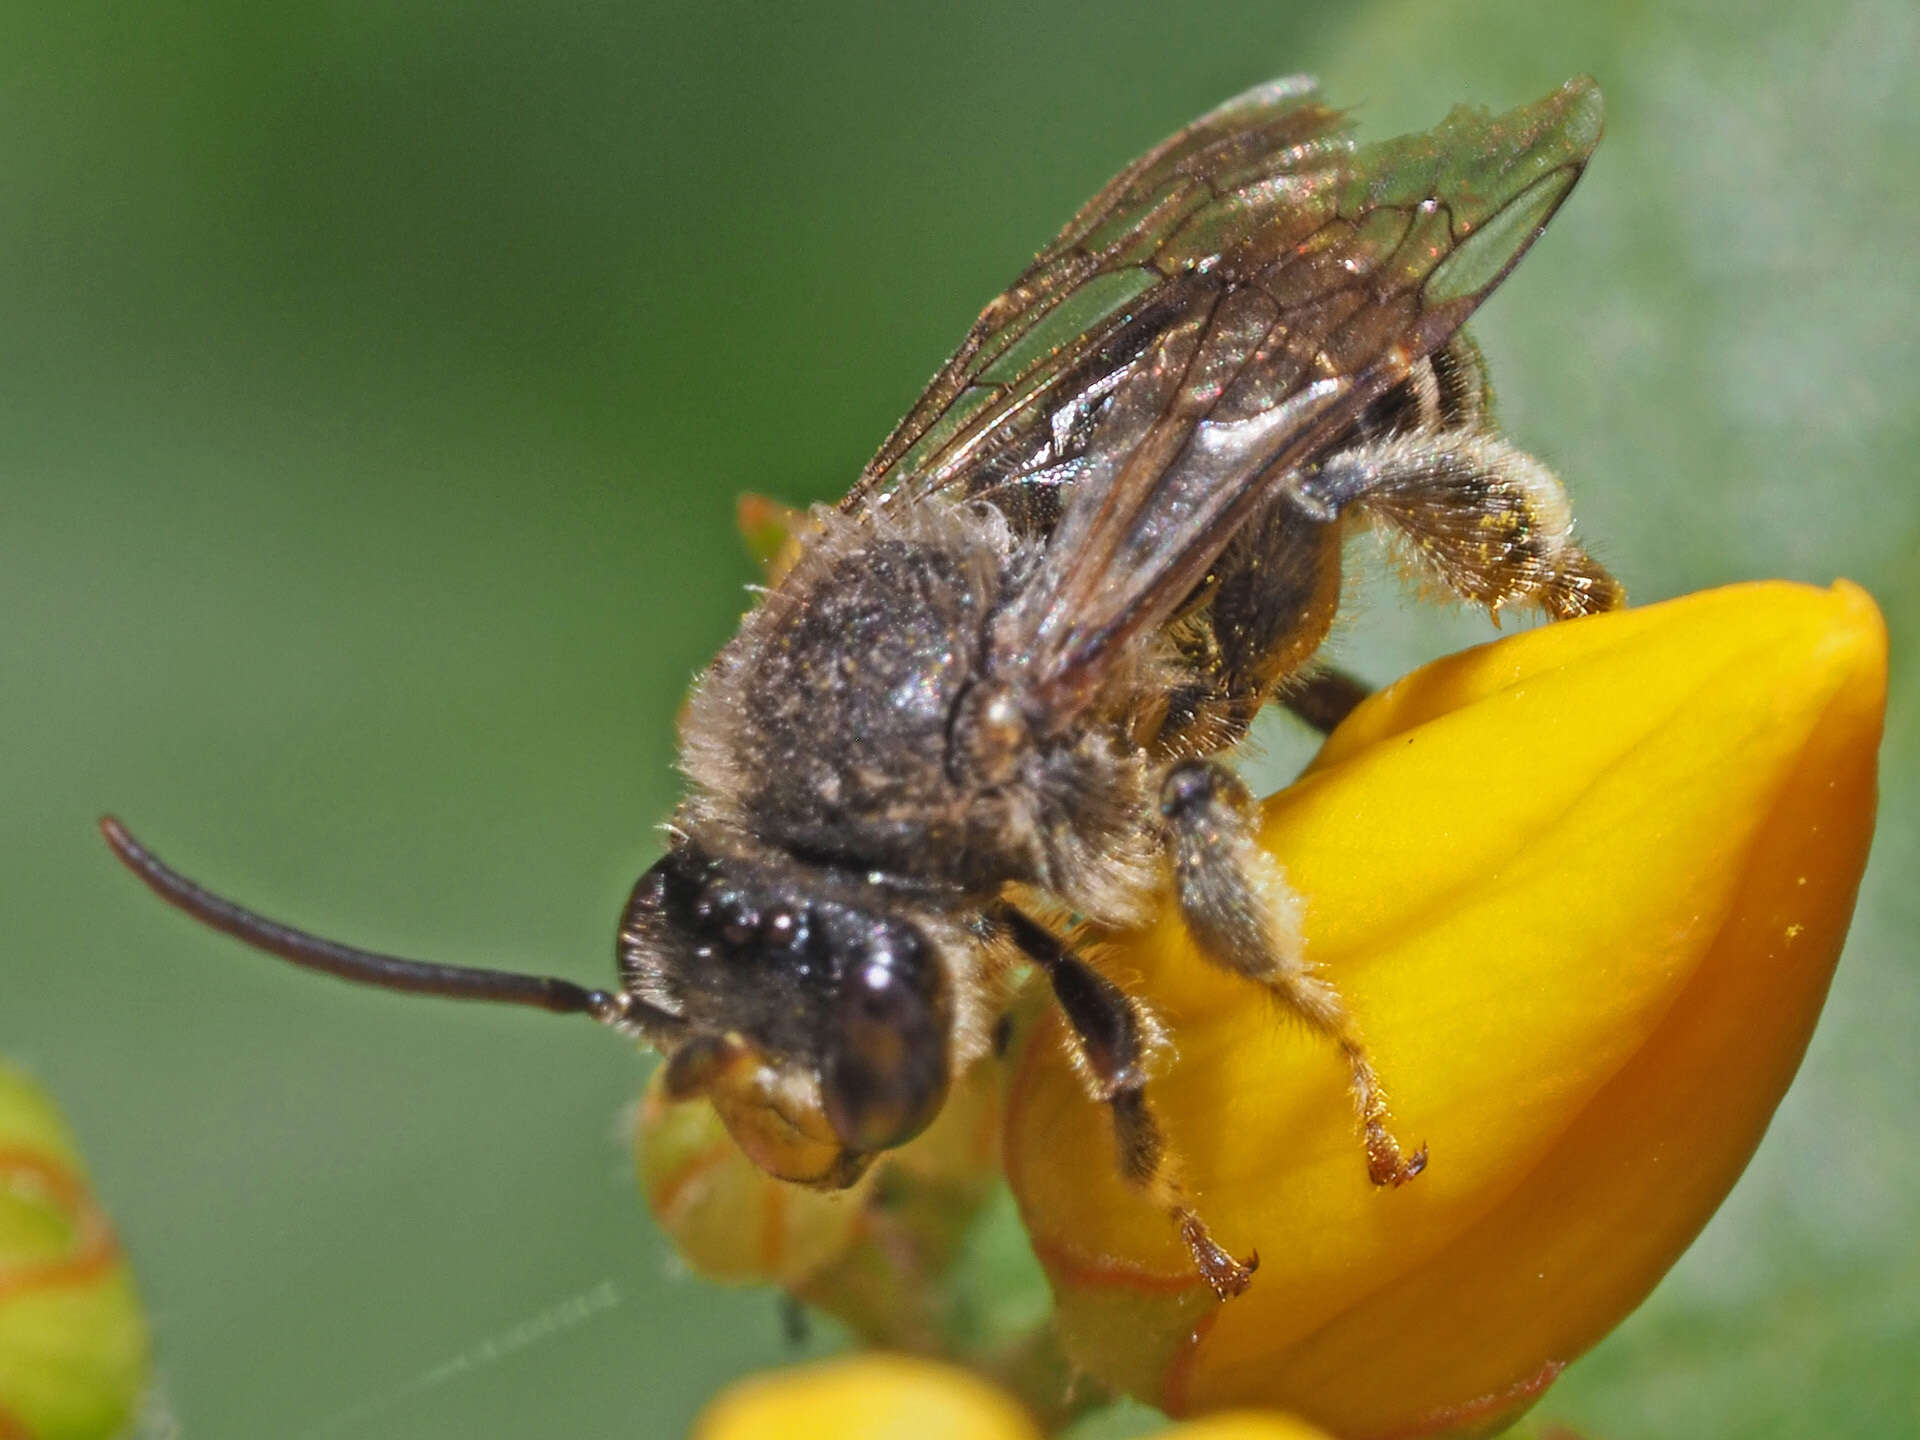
[1002,908,1257,1300]
[1305,428,1623,621]
[1159,760,1426,1187]
[1193,382,1617,748]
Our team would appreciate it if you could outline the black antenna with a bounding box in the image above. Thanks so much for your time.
[99,815,664,1028]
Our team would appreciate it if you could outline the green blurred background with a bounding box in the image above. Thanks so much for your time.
[5,1,1915,1436]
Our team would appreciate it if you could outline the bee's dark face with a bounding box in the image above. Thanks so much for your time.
[617,845,952,1184]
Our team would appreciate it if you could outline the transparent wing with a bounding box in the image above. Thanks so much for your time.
[845,74,1350,513]
[853,78,1605,726]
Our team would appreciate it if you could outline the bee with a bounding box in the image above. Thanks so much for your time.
[103,75,1620,1300]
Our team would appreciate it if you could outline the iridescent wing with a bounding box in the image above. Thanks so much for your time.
[851,77,1604,726]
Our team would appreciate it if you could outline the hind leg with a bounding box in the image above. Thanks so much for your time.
[1303,428,1623,621]
[1196,425,1617,743]
[1316,330,1620,620]
[1280,664,1371,735]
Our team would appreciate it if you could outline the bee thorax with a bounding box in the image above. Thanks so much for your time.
[682,503,1029,885]
[678,501,1159,921]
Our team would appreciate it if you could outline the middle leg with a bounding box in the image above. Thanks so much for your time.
[1160,759,1427,1187]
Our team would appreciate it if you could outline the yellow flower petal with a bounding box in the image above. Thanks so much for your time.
[1150,1414,1338,1440]
[1006,581,1885,1437]
[692,1354,1041,1440]
[0,1062,149,1440]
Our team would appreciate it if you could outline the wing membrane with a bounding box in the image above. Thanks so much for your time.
[846,75,1350,511]
[852,78,1605,727]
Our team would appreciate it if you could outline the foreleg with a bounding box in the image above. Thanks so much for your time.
[1002,908,1256,1300]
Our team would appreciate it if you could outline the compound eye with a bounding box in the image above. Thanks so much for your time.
[821,934,951,1153]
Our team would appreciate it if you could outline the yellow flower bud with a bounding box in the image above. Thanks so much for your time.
[638,1054,1004,1347]
[688,1360,1340,1440]
[0,1062,148,1440]
[692,1354,1041,1440]
[1005,581,1885,1437]
[637,1067,879,1290]
[734,493,814,586]
[1152,1416,1337,1440]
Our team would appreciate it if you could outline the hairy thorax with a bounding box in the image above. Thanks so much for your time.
[678,504,1160,924]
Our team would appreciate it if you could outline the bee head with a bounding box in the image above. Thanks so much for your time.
[618,844,953,1186]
